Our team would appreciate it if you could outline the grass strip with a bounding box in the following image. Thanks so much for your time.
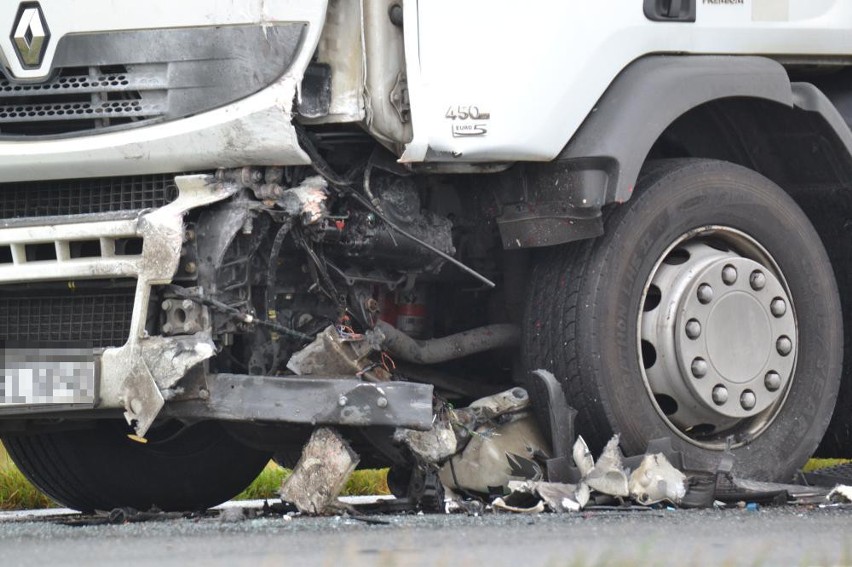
[0,440,844,510]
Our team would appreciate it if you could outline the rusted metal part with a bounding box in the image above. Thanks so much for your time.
[287,325,391,381]
[162,374,434,430]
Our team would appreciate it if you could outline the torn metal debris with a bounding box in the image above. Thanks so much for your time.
[629,453,687,505]
[584,435,629,498]
[828,485,852,503]
[280,427,359,515]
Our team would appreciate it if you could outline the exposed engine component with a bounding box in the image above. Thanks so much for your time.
[335,174,454,272]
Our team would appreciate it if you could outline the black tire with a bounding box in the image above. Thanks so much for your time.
[3,420,271,512]
[523,159,842,481]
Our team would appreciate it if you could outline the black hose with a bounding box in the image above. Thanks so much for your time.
[373,320,520,365]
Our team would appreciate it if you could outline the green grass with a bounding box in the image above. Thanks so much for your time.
[0,443,55,510]
[234,462,389,501]
[801,458,851,473]
[2,440,388,509]
[0,440,843,510]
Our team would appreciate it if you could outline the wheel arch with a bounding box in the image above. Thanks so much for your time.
[498,55,852,250]
[559,55,852,203]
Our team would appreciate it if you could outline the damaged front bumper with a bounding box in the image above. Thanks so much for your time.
[0,174,436,437]
[163,374,434,431]
[0,175,238,435]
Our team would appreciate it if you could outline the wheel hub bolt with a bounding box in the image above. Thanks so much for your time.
[722,265,738,285]
[685,319,702,339]
[764,371,782,392]
[776,336,793,356]
[771,298,787,318]
[697,284,714,304]
[740,390,757,410]
[712,385,728,405]
[749,270,766,291]
[691,357,707,378]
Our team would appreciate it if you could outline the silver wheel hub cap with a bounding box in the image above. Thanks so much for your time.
[640,231,797,443]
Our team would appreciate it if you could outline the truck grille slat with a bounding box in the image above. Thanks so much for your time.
[0,174,178,219]
[0,100,163,124]
[0,288,136,347]
[0,73,167,97]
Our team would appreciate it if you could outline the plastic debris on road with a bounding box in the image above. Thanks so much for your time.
[828,485,852,503]
[584,435,630,498]
[629,453,687,505]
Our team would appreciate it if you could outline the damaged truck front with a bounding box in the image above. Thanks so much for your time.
[3,0,852,512]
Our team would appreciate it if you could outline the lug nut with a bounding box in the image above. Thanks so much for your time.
[749,270,766,291]
[691,358,707,378]
[377,397,388,408]
[685,319,702,339]
[740,390,757,410]
[161,300,172,311]
[770,298,787,318]
[722,265,738,285]
[764,371,782,392]
[712,385,728,405]
[776,336,793,356]
[697,284,714,304]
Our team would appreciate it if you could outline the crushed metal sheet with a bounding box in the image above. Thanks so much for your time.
[585,435,629,498]
[573,436,594,478]
[467,387,531,421]
[286,325,388,380]
[827,485,852,503]
[508,480,584,513]
[629,453,687,505]
[279,427,359,515]
[438,413,550,493]
[395,420,458,463]
[575,482,591,508]
[492,496,546,514]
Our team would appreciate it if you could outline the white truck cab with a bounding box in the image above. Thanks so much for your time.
[0,0,850,511]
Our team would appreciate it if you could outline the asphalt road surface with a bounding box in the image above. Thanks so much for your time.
[0,500,850,567]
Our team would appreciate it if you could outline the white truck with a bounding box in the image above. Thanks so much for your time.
[1,0,851,511]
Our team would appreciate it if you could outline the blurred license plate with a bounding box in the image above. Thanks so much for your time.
[1,347,96,407]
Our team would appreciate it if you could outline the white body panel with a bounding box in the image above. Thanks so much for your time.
[0,80,309,182]
[0,0,327,182]
[0,0,849,176]
[400,0,852,163]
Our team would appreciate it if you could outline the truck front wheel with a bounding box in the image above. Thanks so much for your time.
[524,159,842,481]
[3,420,271,512]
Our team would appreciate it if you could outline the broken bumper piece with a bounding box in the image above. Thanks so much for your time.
[164,374,434,431]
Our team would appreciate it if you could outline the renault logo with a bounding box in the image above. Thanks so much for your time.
[11,2,49,68]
